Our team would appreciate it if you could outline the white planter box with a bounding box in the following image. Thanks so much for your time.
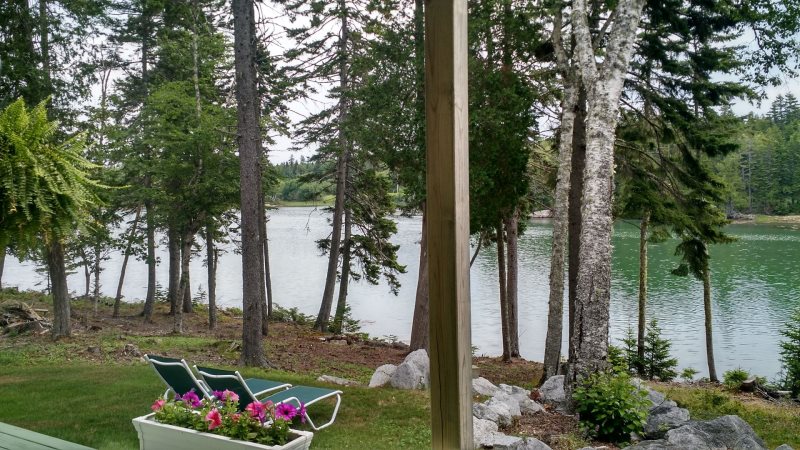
[132,414,313,450]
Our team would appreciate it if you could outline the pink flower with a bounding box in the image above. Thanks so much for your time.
[245,401,267,422]
[298,404,307,424]
[180,390,202,408]
[231,413,241,422]
[205,409,222,430]
[275,403,298,421]
[151,399,166,412]
[222,390,239,403]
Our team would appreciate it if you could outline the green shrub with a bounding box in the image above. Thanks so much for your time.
[723,368,751,391]
[608,344,628,375]
[680,367,699,382]
[780,309,800,397]
[271,304,314,326]
[619,320,678,381]
[573,372,648,443]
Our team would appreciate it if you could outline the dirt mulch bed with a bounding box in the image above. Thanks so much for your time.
[506,411,619,450]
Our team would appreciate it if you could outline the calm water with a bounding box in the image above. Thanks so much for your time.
[4,207,799,379]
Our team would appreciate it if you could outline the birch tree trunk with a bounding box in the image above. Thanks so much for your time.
[113,208,141,318]
[703,266,718,382]
[505,212,520,358]
[568,0,647,395]
[233,0,266,366]
[568,88,587,364]
[543,83,578,379]
[637,211,650,370]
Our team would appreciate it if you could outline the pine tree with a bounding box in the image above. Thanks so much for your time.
[780,309,800,397]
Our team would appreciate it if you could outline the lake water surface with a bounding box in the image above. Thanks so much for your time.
[4,207,799,379]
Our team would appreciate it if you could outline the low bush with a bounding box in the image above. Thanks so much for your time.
[573,372,648,443]
[723,368,750,391]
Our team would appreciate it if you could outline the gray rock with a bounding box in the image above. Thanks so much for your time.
[776,445,795,450]
[499,383,531,400]
[644,404,690,438]
[665,415,767,450]
[519,397,545,414]
[631,378,671,410]
[473,377,500,396]
[390,361,427,390]
[519,437,552,450]
[473,401,513,427]
[404,349,430,375]
[317,374,359,386]
[490,393,521,417]
[481,433,523,449]
[473,417,499,448]
[368,364,397,388]
[538,375,567,412]
[630,415,767,450]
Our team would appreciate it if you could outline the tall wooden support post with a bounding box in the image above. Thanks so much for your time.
[425,0,473,448]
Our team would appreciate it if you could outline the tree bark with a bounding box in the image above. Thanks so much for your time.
[258,190,269,336]
[233,0,266,366]
[333,208,353,334]
[47,239,70,339]
[703,266,718,382]
[315,1,350,332]
[568,88,587,364]
[82,253,91,298]
[182,258,192,313]
[92,244,101,307]
[263,208,273,318]
[0,246,5,289]
[207,224,217,330]
[174,231,193,334]
[142,201,157,322]
[497,223,511,362]
[113,208,141,318]
[543,82,578,380]
[409,205,430,351]
[167,225,181,315]
[505,212,520,358]
[637,211,650,371]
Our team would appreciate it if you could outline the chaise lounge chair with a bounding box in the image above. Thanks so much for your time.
[195,365,343,431]
[145,354,214,400]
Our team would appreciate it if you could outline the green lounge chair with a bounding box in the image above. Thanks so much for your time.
[195,366,343,431]
[193,365,291,401]
[144,354,213,400]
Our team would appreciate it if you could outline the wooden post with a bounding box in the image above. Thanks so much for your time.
[425,1,473,448]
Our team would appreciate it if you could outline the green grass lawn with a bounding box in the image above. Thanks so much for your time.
[0,362,431,450]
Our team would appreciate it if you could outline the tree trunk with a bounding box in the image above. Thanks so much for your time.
[233,0,266,366]
[703,266,718,382]
[182,259,192,313]
[113,208,141,318]
[505,212,520,358]
[263,210,273,318]
[142,200,157,322]
[168,225,181,315]
[316,5,350,332]
[82,255,91,298]
[174,232,193,334]
[0,246,5,289]
[47,239,70,339]
[207,224,217,330]
[258,190,269,336]
[567,87,587,364]
[409,205,430,351]
[497,223,511,362]
[92,244,101,308]
[333,208,353,334]
[567,0,646,397]
[637,211,650,371]
[543,83,578,380]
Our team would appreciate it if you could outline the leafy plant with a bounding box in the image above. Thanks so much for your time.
[680,367,699,382]
[723,368,751,391]
[617,321,678,381]
[573,372,648,443]
[780,309,800,397]
[607,344,628,375]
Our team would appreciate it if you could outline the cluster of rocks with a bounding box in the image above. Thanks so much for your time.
[368,349,430,390]
[369,358,791,450]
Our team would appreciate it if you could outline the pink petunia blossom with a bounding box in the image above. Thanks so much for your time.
[222,390,239,403]
[231,413,241,422]
[180,390,202,408]
[205,409,222,431]
[245,401,267,422]
[151,399,166,412]
[275,403,298,421]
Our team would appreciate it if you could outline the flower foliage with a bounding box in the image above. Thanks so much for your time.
[152,389,305,446]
